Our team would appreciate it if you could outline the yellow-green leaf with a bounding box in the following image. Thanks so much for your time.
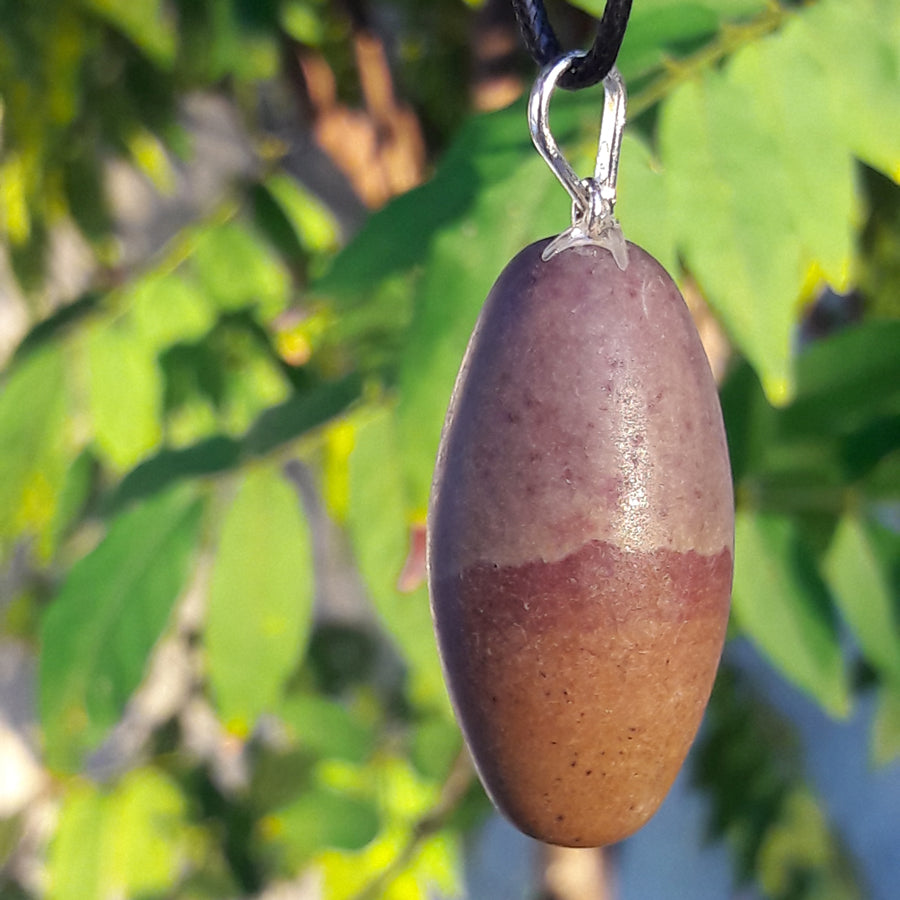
[48,769,189,900]
[86,320,163,471]
[0,345,70,555]
[129,272,215,352]
[264,173,341,254]
[46,780,104,900]
[104,768,189,893]
[206,464,314,732]
[191,222,289,320]
[660,72,801,404]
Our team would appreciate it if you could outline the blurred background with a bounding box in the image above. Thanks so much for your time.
[0,1,898,898]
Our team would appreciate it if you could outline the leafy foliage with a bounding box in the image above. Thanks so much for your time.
[695,664,864,900]
[206,463,315,733]
[1,0,898,897]
[39,485,204,771]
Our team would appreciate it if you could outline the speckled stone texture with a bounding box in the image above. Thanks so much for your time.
[428,239,734,847]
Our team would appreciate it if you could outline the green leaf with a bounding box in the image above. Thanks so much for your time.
[48,768,189,900]
[824,515,900,681]
[695,663,865,897]
[872,682,900,766]
[107,435,242,513]
[616,0,770,79]
[798,0,900,180]
[280,1,326,46]
[722,324,900,506]
[345,408,448,713]
[261,173,341,256]
[191,222,289,320]
[39,486,204,771]
[729,19,856,286]
[9,293,100,365]
[617,131,678,276]
[314,756,461,900]
[279,693,375,764]
[0,344,70,554]
[659,69,801,404]
[63,153,112,243]
[129,271,215,353]
[241,372,364,458]
[788,321,900,437]
[51,448,97,547]
[573,0,765,20]
[126,127,176,194]
[206,464,314,733]
[265,786,379,863]
[720,360,775,485]
[46,780,104,900]
[102,373,362,512]
[411,714,462,782]
[82,0,176,68]
[104,768,189,894]
[654,0,900,404]
[86,319,163,471]
[310,92,596,402]
[732,511,850,717]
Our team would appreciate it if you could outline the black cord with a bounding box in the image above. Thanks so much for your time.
[511,0,633,89]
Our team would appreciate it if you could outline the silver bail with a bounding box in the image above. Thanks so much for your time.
[528,51,628,268]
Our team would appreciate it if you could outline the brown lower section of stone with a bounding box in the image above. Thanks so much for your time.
[431,540,732,847]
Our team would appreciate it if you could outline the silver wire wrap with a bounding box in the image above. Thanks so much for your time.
[528,51,629,268]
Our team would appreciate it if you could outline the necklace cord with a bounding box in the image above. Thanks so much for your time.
[511,0,633,89]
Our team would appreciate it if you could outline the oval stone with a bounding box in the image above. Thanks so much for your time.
[427,239,734,847]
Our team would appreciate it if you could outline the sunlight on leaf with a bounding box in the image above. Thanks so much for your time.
[47,768,189,900]
[126,127,176,194]
[322,418,356,524]
[86,320,163,471]
[129,272,215,352]
[729,24,856,289]
[264,173,342,254]
[280,1,326,45]
[798,0,900,180]
[191,222,290,321]
[45,780,103,900]
[660,71,800,404]
[0,152,32,245]
[314,755,461,900]
[206,464,314,731]
[0,345,70,556]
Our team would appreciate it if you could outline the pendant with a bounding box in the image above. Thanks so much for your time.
[427,53,734,847]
